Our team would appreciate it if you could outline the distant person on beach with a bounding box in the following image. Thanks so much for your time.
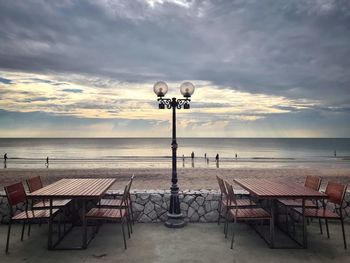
[182,154,185,161]
[4,153,7,168]
[207,157,209,164]
[215,153,219,162]
[191,152,194,159]
[46,156,49,167]
[235,153,238,160]
[204,153,207,159]
[334,150,337,158]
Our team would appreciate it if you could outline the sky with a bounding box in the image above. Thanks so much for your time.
[0,0,349,137]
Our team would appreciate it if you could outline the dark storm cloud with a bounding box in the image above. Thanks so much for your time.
[0,77,12,84]
[0,0,350,105]
[62,88,83,93]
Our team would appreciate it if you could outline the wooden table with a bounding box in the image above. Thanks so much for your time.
[234,179,327,248]
[27,178,116,250]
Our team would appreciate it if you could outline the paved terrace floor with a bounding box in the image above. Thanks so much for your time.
[0,222,349,263]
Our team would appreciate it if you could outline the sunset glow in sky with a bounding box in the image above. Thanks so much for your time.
[1,0,349,137]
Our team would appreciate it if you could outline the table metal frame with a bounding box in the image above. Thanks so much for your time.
[27,178,116,250]
[234,179,327,249]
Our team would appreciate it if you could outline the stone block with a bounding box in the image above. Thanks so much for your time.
[205,202,211,212]
[204,211,219,222]
[190,212,199,222]
[180,202,189,211]
[148,210,158,221]
[136,197,148,205]
[199,216,207,223]
[196,196,205,206]
[139,193,150,200]
[150,194,162,203]
[188,207,195,218]
[132,203,144,212]
[198,206,205,216]
[154,204,164,214]
[139,214,152,223]
[144,201,155,215]
[191,201,199,210]
[210,201,219,211]
[183,195,195,205]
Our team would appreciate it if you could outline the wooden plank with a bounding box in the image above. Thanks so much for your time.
[234,179,327,199]
[27,178,116,199]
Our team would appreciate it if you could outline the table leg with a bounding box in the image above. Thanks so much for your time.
[270,199,275,248]
[82,200,87,249]
[302,199,307,248]
[48,198,53,250]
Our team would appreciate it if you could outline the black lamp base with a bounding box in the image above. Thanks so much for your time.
[164,213,185,228]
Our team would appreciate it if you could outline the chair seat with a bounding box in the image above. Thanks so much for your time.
[278,199,318,208]
[293,208,340,219]
[33,199,71,209]
[98,198,123,207]
[229,208,271,220]
[86,208,127,219]
[12,209,59,220]
[222,199,256,207]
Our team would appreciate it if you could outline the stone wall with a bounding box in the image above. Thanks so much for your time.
[1,189,350,224]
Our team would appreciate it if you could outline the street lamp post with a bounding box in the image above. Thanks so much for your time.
[153,81,195,228]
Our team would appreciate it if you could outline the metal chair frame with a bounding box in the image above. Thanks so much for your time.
[4,182,58,253]
[224,181,272,249]
[85,184,130,249]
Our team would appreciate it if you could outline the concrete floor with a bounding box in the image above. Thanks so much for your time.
[0,222,349,263]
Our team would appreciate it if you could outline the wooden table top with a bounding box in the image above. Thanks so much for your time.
[27,178,116,199]
[234,178,327,199]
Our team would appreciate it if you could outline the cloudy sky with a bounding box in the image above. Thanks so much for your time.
[0,0,349,137]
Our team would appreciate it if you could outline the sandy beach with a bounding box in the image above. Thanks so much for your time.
[0,167,349,191]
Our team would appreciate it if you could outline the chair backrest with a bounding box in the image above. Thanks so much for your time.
[325,181,347,206]
[216,176,227,196]
[304,176,321,191]
[26,176,43,193]
[120,184,129,211]
[4,182,27,210]
[224,181,237,207]
[127,174,134,193]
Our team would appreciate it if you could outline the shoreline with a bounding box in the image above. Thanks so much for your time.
[0,167,349,190]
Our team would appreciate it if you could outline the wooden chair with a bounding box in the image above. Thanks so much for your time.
[293,181,347,249]
[26,176,71,209]
[4,182,58,253]
[278,176,322,208]
[85,184,130,249]
[217,176,256,225]
[224,181,271,249]
[97,175,135,232]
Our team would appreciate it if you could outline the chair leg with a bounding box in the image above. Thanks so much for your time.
[340,218,347,249]
[217,199,222,225]
[21,222,26,241]
[27,222,31,237]
[126,216,131,238]
[121,219,127,250]
[127,209,133,234]
[5,221,12,253]
[224,210,229,238]
[130,201,135,225]
[230,219,235,249]
[325,219,330,239]
[319,218,323,234]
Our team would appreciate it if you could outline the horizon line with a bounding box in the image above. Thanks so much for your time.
[0,137,349,139]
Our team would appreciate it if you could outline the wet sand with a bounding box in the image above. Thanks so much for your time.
[0,167,349,191]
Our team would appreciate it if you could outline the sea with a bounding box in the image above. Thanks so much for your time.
[0,138,350,169]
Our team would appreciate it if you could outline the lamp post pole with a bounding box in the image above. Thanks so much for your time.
[153,82,195,228]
